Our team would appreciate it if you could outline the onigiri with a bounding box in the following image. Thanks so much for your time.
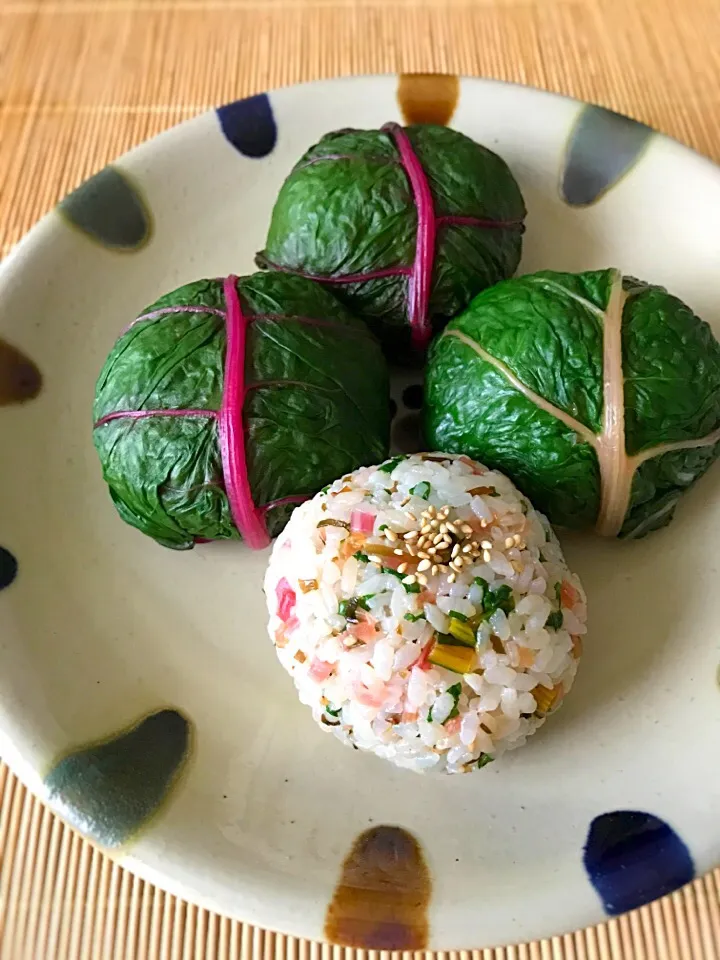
[265,453,587,774]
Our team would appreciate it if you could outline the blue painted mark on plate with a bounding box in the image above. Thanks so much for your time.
[217,94,277,158]
[0,547,18,591]
[584,810,695,915]
[561,105,653,206]
[45,708,191,848]
[58,167,152,250]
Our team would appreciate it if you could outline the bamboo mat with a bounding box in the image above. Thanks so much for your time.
[2,0,720,956]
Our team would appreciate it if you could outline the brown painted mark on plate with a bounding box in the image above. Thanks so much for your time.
[0,338,42,405]
[325,825,431,949]
[398,74,460,126]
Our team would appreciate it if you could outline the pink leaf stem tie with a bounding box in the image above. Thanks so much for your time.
[218,279,311,547]
[253,259,411,285]
[122,305,227,336]
[218,275,271,549]
[259,495,311,516]
[94,409,217,428]
[381,122,437,349]
[124,302,377,341]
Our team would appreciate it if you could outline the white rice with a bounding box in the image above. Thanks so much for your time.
[264,453,587,775]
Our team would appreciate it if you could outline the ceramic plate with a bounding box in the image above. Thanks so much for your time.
[1,75,719,950]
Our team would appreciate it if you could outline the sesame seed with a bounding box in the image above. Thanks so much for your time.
[386,529,398,542]
[406,544,417,556]
[451,544,461,558]
[446,522,458,535]
[417,551,431,561]
[448,573,456,583]
[513,534,522,544]
[461,555,473,565]
[431,533,443,545]
[480,540,493,550]
[438,523,447,534]
[417,558,431,572]
[504,536,514,548]
[369,555,383,564]
[431,564,438,576]
[417,573,428,586]
[427,505,437,516]
[402,575,417,585]
[462,544,472,554]
[405,512,417,522]
[450,558,463,570]
[404,531,418,540]
[397,562,408,574]
[430,518,440,529]
[394,548,404,556]
[483,550,492,563]
[427,546,437,555]
[399,496,410,507]
[461,524,474,535]
[421,524,432,535]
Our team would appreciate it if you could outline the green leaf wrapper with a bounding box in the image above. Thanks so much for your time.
[257,124,526,357]
[93,272,391,550]
[425,269,720,538]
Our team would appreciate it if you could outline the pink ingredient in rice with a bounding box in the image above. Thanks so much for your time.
[276,578,296,621]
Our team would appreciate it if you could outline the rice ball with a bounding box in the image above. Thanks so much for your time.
[264,453,587,774]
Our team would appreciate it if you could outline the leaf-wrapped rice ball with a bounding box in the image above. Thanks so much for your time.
[256,124,526,357]
[425,269,720,538]
[93,272,390,549]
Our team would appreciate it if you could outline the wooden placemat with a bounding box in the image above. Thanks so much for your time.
[2,0,720,956]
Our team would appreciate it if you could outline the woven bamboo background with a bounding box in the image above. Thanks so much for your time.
[2,0,720,956]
